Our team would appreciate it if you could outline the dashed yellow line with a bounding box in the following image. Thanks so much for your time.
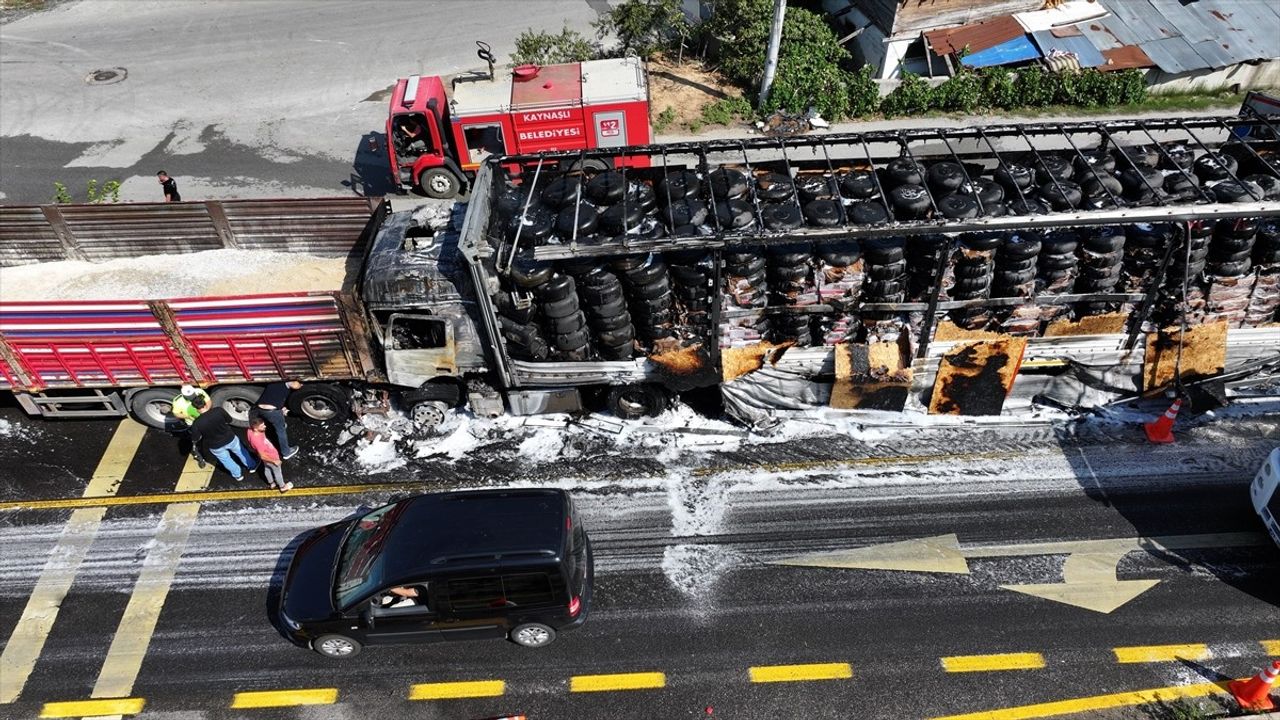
[230,688,337,709]
[942,653,1046,673]
[1113,643,1211,664]
[409,679,505,700]
[691,450,1013,478]
[39,697,145,717]
[0,480,412,512]
[929,681,1227,720]
[748,662,853,683]
[570,672,666,692]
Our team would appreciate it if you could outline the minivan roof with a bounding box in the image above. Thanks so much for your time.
[379,489,568,581]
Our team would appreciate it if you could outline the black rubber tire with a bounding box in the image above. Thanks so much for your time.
[541,176,583,208]
[795,174,835,202]
[937,193,978,219]
[817,241,860,266]
[708,167,749,199]
[542,295,580,319]
[1119,167,1164,194]
[954,261,993,280]
[769,264,811,283]
[866,259,907,280]
[714,198,755,229]
[891,184,932,218]
[753,172,795,201]
[1207,259,1252,277]
[1082,230,1125,254]
[726,256,767,276]
[1005,197,1050,216]
[595,324,635,347]
[630,277,673,300]
[551,327,591,351]
[961,233,1002,251]
[1040,181,1083,210]
[128,387,180,429]
[1158,144,1194,171]
[668,262,709,283]
[997,256,1038,272]
[592,310,633,331]
[210,385,263,428]
[586,172,627,205]
[863,279,904,297]
[607,384,669,419]
[994,163,1034,191]
[658,198,709,228]
[657,170,700,204]
[510,622,558,648]
[313,634,362,659]
[635,291,674,313]
[1115,145,1159,169]
[768,242,811,265]
[1074,149,1116,176]
[581,282,624,307]
[1080,249,1124,269]
[840,170,877,199]
[995,268,1037,287]
[1038,252,1078,271]
[1208,247,1253,264]
[1194,153,1238,183]
[417,168,461,199]
[600,203,646,235]
[803,199,842,227]
[927,162,966,193]
[556,204,598,237]
[1245,173,1280,199]
[536,273,576,302]
[1079,174,1124,201]
[1254,248,1280,264]
[953,276,992,294]
[286,383,351,424]
[1079,263,1123,281]
[1213,180,1264,203]
[864,238,905,263]
[1209,235,1254,254]
[546,311,586,334]
[885,158,924,187]
[1218,217,1261,238]
[848,200,890,225]
[589,294,630,318]
[622,182,658,212]
[624,258,668,286]
[1040,231,1079,255]
[506,205,555,244]
[1126,224,1173,248]
[1162,173,1200,200]
[958,177,1005,207]
[598,340,636,361]
[761,203,804,232]
[1033,155,1074,185]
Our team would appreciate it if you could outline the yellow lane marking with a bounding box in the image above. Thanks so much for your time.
[38,697,145,717]
[570,672,666,692]
[1262,639,1280,655]
[1113,643,1211,664]
[749,662,853,683]
[0,420,145,704]
[929,681,1227,720]
[691,450,1014,478]
[942,653,1046,673]
[230,688,338,709]
[408,680,506,700]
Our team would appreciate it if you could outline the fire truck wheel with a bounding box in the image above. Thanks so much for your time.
[417,168,461,199]
[408,400,449,429]
[839,170,877,199]
[755,172,795,201]
[542,295,581,319]
[211,386,264,428]
[128,388,179,429]
[607,384,669,419]
[288,384,352,424]
[848,200,889,225]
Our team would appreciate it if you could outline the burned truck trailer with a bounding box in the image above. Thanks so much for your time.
[454,111,1280,423]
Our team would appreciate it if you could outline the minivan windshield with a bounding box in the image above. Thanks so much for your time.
[334,502,404,609]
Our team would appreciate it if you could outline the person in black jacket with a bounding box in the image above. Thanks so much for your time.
[157,170,181,202]
[254,379,302,459]
[189,396,259,481]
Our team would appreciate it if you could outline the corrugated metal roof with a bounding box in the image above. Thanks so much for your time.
[1031,30,1105,68]
[924,14,1026,56]
[1079,0,1280,74]
[1098,44,1155,72]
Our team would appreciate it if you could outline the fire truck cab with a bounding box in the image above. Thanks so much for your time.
[387,50,651,199]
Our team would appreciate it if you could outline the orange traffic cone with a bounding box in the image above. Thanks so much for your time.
[1143,398,1181,444]
[1229,659,1280,711]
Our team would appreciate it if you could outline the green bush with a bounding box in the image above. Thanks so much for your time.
[1014,65,1057,107]
[594,0,691,61]
[511,26,598,66]
[1116,68,1147,104]
[978,67,1017,109]
[880,72,933,116]
[846,66,880,117]
[701,96,754,126]
[695,0,773,89]
[654,106,677,132]
[934,70,981,112]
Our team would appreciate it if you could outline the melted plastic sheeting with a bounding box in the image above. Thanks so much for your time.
[720,365,830,427]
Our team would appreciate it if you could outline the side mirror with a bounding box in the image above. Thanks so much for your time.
[367,136,379,153]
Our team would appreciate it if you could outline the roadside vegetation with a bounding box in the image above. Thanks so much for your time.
[513,0,1243,133]
[53,179,121,204]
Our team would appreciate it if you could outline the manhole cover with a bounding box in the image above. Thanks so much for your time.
[85,67,127,85]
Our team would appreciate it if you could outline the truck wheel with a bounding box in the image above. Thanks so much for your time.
[409,400,448,429]
[286,384,351,424]
[417,168,461,199]
[128,388,179,429]
[607,384,669,419]
[210,386,263,428]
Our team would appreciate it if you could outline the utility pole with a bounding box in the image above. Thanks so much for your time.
[758,0,787,109]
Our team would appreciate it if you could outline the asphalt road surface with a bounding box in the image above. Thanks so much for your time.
[1,400,1277,720]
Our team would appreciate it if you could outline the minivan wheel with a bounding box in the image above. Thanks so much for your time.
[510,623,557,648]
[313,634,362,658]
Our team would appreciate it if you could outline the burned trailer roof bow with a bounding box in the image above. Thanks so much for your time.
[452,113,1280,422]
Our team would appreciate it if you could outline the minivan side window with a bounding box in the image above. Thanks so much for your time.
[447,573,555,610]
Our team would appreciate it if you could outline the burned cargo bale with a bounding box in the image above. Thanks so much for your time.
[1044,313,1128,337]
[1142,321,1227,392]
[830,341,912,411]
[721,341,791,382]
[646,344,719,391]
[928,337,1027,416]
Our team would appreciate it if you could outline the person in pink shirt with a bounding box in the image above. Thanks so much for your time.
[247,416,293,492]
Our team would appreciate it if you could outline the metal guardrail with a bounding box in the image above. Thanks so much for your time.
[0,197,383,267]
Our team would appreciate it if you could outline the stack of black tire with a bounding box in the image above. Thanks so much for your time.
[767,243,815,345]
[814,241,863,344]
[616,253,678,350]
[837,169,890,225]
[1156,221,1212,327]
[567,262,636,361]
[709,168,755,233]
[859,238,909,343]
[721,248,770,346]
[949,234,998,330]
[882,158,932,221]
[498,258,553,360]
[905,235,951,301]
[668,249,717,347]
[1121,224,1174,295]
[535,271,591,361]
[1246,219,1280,325]
[992,232,1042,335]
[1203,218,1259,326]
[756,172,804,233]
[1074,227,1126,316]
[1037,229,1079,323]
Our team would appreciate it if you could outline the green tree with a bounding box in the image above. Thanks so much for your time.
[511,25,598,66]
[595,0,691,61]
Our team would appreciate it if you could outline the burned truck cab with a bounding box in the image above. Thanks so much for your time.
[358,208,491,422]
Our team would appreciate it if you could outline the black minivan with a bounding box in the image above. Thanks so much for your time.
[279,488,593,658]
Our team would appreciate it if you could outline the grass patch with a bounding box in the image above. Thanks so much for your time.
[653,106,677,133]
[1,0,48,10]
[698,96,754,129]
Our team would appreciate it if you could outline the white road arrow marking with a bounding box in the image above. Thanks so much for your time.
[773,532,1268,614]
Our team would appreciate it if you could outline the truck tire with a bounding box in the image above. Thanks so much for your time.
[607,384,669,419]
[128,387,179,430]
[755,172,795,201]
[417,168,461,199]
[761,203,804,232]
[287,384,351,424]
[211,386,263,428]
[408,400,449,430]
[657,170,700,204]
[586,172,627,205]
[546,311,586,334]
[541,176,583,208]
[848,200,889,225]
[402,382,463,408]
[542,295,580,319]
[709,168,749,199]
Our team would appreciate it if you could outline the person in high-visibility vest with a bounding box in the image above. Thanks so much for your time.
[172,385,212,468]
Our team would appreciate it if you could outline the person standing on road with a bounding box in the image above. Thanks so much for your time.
[247,416,292,493]
[171,384,212,468]
[255,380,302,459]
[157,170,181,202]
[189,395,258,481]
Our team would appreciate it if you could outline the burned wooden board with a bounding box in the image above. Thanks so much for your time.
[721,341,792,382]
[933,320,1006,342]
[830,341,912,411]
[646,343,719,390]
[928,337,1028,416]
[1142,321,1227,392]
[1045,312,1128,337]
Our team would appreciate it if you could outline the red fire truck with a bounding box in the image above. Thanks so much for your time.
[386,45,652,199]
